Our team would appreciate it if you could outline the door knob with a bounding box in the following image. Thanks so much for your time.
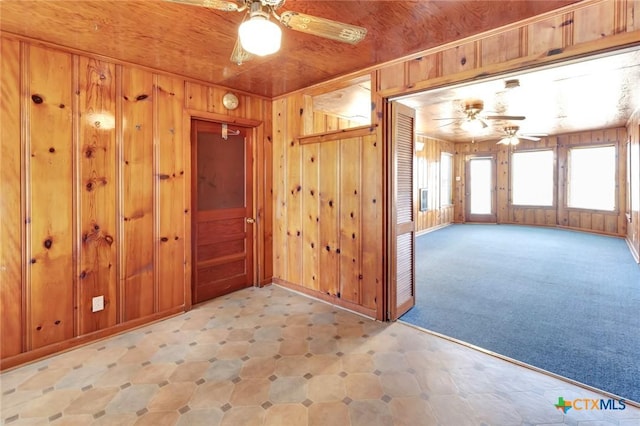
[246,217,255,224]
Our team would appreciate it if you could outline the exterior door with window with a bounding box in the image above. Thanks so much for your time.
[191,120,254,304]
[465,154,497,223]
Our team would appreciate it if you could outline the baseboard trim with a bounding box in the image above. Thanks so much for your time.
[415,222,451,237]
[626,237,640,264]
[398,320,640,408]
[272,278,378,319]
[1,306,186,371]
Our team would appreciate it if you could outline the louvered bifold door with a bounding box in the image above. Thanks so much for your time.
[388,102,416,320]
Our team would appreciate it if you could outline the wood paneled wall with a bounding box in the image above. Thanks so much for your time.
[377,0,640,98]
[0,35,273,368]
[452,128,628,236]
[626,109,640,262]
[272,93,383,318]
[415,136,455,234]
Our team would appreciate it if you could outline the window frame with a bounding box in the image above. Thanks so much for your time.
[510,148,556,208]
[565,143,618,213]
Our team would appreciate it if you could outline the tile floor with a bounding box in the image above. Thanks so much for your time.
[1,285,639,425]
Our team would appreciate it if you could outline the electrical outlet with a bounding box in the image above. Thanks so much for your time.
[92,296,104,312]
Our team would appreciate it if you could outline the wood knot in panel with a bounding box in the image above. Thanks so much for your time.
[54,320,61,325]
[59,104,65,109]
[136,94,149,101]
[36,325,42,331]
[43,239,53,249]
[49,147,56,153]
[31,94,44,104]
[160,237,169,242]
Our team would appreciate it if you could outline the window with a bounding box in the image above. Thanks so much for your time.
[511,150,554,206]
[440,153,453,207]
[568,145,616,211]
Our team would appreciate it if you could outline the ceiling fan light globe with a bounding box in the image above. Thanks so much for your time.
[239,16,282,56]
[461,118,485,134]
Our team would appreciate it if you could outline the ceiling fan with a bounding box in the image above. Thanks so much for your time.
[165,0,367,63]
[437,100,526,133]
[497,126,548,146]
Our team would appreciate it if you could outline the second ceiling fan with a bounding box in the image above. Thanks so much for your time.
[165,0,367,63]
[437,100,525,132]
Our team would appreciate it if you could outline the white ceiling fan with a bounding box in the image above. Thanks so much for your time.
[165,0,367,63]
[435,100,526,134]
[497,126,548,146]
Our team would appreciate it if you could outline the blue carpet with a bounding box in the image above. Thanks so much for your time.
[401,224,640,403]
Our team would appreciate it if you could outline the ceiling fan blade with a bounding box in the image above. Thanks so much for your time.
[484,115,526,121]
[278,11,367,44]
[164,0,241,12]
[230,36,254,64]
[519,135,542,141]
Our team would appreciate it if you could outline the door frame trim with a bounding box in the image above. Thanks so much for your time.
[183,110,263,309]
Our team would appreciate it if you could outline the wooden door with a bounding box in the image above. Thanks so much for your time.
[191,120,254,304]
[387,101,416,320]
[465,154,497,223]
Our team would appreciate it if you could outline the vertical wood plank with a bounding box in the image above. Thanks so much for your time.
[442,42,476,76]
[528,15,564,56]
[0,37,24,357]
[339,137,362,303]
[27,45,75,349]
[156,74,186,311]
[378,62,405,92]
[285,97,303,286]
[77,57,117,335]
[272,99,287,280]
[360,134,381,310]
[121,66,155,321]
[480,28,523,66]
[573,1,615,44]
[184,81,209,112]
[301,144,320,291]
[408,53,440,87]
[319,140,339,296]
[261,100,274,282]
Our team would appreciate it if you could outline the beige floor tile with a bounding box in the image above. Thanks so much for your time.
[64,387,119,415]
[379,372,421,397]
[17,367,70,391]
[240,356,276,379]
[189,380,234,409]
[307,375,346,402]
[307,354,342,375]
[147,382,196,411]
[20,389,81,419]
[134,410,180,426]
[264,403,308,426]
[168,361,209,383]
[220,406,265,426]
[176,408,223,426]
[229,378,271,406]
[344,373,383,400]
[130,363,177,385]
[308,401,350,426]
[388,397,437,426]
[348,399,393,426]
[269,376,308,403]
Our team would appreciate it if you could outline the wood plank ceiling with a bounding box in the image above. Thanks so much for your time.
[0,0,577,98]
